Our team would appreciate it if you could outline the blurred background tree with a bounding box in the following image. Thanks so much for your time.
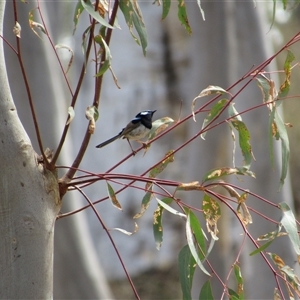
[1,1,299,299]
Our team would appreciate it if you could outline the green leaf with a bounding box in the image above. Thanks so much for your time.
[278,49,295,99]
[186,212,210,275]
[148,117,174,140]
[119,0,148,56]
[202,194,221,241]
[279,202,300,258]
[230,120,253,170]
[250,221,282,256]
[233,264,244,300]
[202,167,255,183]
[274,110,290,189]
[268,106,276,168]
[269,0,276,31]
[280,265,300,289]
[191,86,230,122]
[177,0,192,34]
[228,103,242,121]
[133,191,153,219]
[162,0,171,20]
[95,35,112,77]
[81,26,91,66]
[156,198,186,218]
[81,0,114,29]
[201,99,229,140]
[199,280,213,300]
[73,1,84,34]
[153,197,173,250]
[178,245,196,300]
[188,210,206,260]
[149,150,174,178]
[228,288,240,300]
[256,77,274,104]
[106,182,122,210]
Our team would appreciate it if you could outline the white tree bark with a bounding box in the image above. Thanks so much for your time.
[0,2,61,298]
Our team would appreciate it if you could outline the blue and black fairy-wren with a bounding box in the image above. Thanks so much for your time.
[96,110,156,151]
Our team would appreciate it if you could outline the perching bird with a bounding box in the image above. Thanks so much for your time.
[96,110,156,151]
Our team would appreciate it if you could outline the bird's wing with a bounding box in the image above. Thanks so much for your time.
[120,121,140,137]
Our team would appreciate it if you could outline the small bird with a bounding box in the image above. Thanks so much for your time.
[96,110,156,152]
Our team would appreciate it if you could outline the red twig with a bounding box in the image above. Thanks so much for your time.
[12,0,49,168]
[59,0,119,194]
[74,185,140,300]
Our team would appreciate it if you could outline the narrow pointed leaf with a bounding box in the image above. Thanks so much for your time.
[95,35,112,76]
[278,50,295,99]
[110,222,138,235]
[250,221,282,256]
[228,103,242,121]
[119,0,147,55]
[133,191,153,219]
[202,194,221,240]
[153,197,173,250]
[73,1,84,34]
[279,202,300,258]
[250,240,274,256]
[233,264,244,300]
[148,117,174,140]
[202,167,255,183]
[81,0,114,29]
[230,120,253,170]
[178,245,196,300]
[201,99,229,140]
[107,182,122,210]
[268,106,276,168]
[188,210,206,260]
[228,288,240,300]
[274,110,290,189]
[191,86,230,121]
[177,0,192,34]
[149,150,174,179]
[199,280,213,300]
[156,198,186,218]
[256,76,277,108]
[162,0,171,19]
[186,213,210,275]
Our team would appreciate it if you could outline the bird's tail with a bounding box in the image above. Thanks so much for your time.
[96,133,121,148]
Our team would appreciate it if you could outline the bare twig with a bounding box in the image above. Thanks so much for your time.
[12,0,49,168]
[59,0,119,197]
[73,185,141,300]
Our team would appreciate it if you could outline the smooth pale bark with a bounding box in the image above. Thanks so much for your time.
[3,2,114,298]
[0,2,61,298]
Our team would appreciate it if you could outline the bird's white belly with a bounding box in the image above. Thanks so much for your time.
[123,126,150,140]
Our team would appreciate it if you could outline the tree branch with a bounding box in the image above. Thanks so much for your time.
[59,0,119,197]
[12,0,49,167]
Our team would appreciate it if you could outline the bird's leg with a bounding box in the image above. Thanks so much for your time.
[127,139,137,156]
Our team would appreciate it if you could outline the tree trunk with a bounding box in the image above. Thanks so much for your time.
[0,2,61,298]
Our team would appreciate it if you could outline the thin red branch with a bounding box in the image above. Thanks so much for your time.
[12,0,49,168]
[59,0,119,195]
[74,185,140,300]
